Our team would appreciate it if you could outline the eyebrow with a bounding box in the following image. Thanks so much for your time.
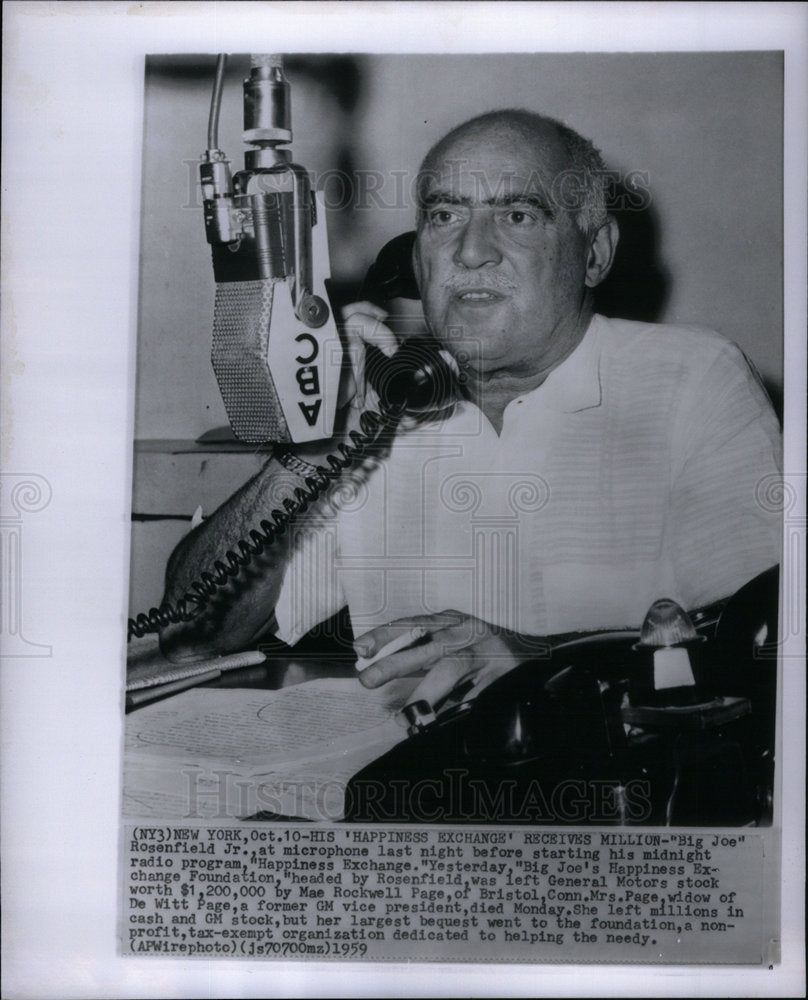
[420,191,553,210]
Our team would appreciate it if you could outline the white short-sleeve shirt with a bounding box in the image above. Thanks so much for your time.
[274,315,781,644]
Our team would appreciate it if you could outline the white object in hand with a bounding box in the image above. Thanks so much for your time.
[354,627,428,673]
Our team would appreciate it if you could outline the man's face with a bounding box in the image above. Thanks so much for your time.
[414,124,595,379]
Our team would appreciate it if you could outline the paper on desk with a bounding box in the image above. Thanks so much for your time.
[123,677,417,820]
[122,738,401,822]
[122,757,193,818]
[126,677,415,766]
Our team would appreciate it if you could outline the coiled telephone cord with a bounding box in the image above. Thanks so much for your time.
[127,403,403,641]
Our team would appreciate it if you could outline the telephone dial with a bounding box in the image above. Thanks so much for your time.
[344,566,779,827]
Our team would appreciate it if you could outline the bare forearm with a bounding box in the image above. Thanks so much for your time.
[157,309,397,661]
[158,456,312,660]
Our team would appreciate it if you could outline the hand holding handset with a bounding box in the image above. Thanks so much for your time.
[345,230,458,419]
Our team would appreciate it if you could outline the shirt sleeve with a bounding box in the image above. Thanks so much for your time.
[666,340,782,609]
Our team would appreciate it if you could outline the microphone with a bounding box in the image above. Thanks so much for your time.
[199,54,343,444]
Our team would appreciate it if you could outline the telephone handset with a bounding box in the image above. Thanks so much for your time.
[358,230,459,417]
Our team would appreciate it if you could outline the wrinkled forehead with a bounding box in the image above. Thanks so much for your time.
[417,123,570,206]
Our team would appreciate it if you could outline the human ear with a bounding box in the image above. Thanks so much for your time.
[584,216,619,288]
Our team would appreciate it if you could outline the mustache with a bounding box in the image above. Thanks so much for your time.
[445,274,517,293]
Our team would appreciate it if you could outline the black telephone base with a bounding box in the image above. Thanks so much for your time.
[345,567,778,828]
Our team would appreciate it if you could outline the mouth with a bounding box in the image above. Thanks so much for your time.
[451,287,506,304]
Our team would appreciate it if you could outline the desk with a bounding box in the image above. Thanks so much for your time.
[124,571,777,826]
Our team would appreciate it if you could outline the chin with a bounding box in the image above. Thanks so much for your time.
[438,315,497,350]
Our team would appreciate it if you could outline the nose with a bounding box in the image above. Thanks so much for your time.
[453,211,502,269]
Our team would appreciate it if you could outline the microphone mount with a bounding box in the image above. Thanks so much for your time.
[200,53,341,444]
[199,54,328,328]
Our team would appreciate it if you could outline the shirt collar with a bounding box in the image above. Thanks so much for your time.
[450,314,605,428]
[522,313,604,413]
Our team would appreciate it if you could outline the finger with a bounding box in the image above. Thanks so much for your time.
[466,657,520,695]
[354,627,429,673]
[340,312,400,413]
[342,300,388,322]
[427,617,483,656]
[353,611,465,659]
[400,652,475,717]
[341,310,399,358]
[341,325,366,409]
[359,636,445,688]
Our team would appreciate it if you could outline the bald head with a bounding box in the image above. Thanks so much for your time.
[416,109,609,237]
[411,107,620,409]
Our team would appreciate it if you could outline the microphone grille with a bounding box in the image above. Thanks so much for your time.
[211,279,290,444]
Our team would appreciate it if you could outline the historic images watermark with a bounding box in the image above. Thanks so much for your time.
[179,768,652,826]
[0,472,52,658]
[179,162,653,218]
[755,472,805,654]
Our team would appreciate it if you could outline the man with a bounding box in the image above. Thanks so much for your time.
[160,110,781,712]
